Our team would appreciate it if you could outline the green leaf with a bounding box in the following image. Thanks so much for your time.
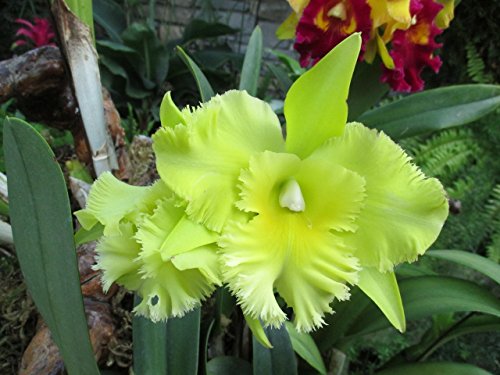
[313,287,372,351]
[266,62,293,93]
[4,118,99,375]
[285,33,361,158]
[133,295,167,375]
[358,85,500,140]
[376,362,492,375]
[420,315,500,360]
[206,357,252,375]
[357,268,405,332]
[122,23,169,85]
[239,26,263,96]
[253,325,298,375]
[176,47,215,102]
[93,0,127,42]
[166,308,201,375]
[346,276,500,337]
[182,19,238,42]
[427,250,500,284]
[74,222,104,245]
[347,61,389,121]
[394,315,500,363]
[285,322,326,375]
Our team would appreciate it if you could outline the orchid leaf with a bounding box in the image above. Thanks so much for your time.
[176,46,215,102]
[4,118,99,375]
[285,33,361,158]
[207,357,252,375]
[359,85,500,140]
[348,61,389,121]
[375,362,492,375]
[239,26,263,96]
[253,325,298,375]
[285,322,327,374]
[133,296,168,375]
[166,308,201,375]
[345,276,500,338]
[427,250,500,284]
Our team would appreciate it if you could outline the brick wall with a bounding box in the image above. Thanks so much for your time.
[152,0,294,54]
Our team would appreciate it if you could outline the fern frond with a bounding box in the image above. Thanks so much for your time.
[410,129,480,181]
[465,42,494,84]
[483,184,500,231]
[486,232,500,264]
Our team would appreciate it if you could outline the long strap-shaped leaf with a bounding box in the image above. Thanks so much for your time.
[358,84,500,140]
[253,325,298,375]
[239,26,263,96]
[176,46,215,102]
[346,275,500,338]
[166,308,201,375]
[133,295,167,375]
[375,362,492,375]
[427,250,500,284]
[4,118,99,375]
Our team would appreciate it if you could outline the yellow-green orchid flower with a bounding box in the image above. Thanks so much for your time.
[75,173,221,321]
[153,34,448,332]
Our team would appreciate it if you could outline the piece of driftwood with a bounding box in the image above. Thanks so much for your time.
[0,46,130,177]
[0,46,77,130]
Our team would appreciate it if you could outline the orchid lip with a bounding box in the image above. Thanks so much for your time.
[279,179,306,212]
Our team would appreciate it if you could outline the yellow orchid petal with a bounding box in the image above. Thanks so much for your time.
[153,90,285,232]
[287,0,311,14]
[222,151,364,332]
[276,12,299,40]
[135,198,218,277]
[75,172,169,235]
[94,222,142,292]
[376,32,395,69]
[311,123,449,272]
[358,267,405,332]
[435,0,455,29]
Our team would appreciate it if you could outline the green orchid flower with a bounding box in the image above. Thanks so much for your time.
[152,34,448,332]
[75,173,221,321]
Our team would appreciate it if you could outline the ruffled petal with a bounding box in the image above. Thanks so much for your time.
[220,217,287,328]
[237,151,366,232]
[311,123,449,271]
[367,0,411,30]
[381,0,444,92]
[171,245,222,285]
[132,198,221,321]
[294,0,372,68]
[220,214,360,332]
[133,258,217,321]
[93,222,142,292]
[222,150,364,331]
[75,172,169,235]
[135,198,218,276]
[153,90,285,231]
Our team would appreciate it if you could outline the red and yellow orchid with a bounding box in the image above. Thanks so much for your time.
[279,0,455,92]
